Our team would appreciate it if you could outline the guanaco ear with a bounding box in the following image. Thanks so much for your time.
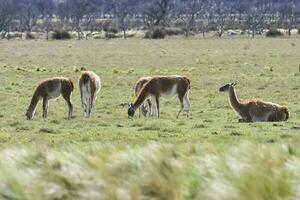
[127,103,132,108]
[81,67,87,71]
[231,82,237,86]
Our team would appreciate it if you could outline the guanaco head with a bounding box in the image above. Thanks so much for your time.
[25,109,33,120]
[282,106,289,121]
[128,103,135,118]
[81,67,87,71]
[219,82,236,92]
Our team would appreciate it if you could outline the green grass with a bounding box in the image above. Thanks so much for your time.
[0,38,300,199]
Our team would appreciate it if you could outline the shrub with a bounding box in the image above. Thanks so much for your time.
[266,29,283,37]
[165,28,184,36]
[7,32,22,39]
[93,34,102,39]
[104,27,118,34]
[145,27,166,39]
[105,32,119,39]
[25,33,35,40]
[52,30,71,40]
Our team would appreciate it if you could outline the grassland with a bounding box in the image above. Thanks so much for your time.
[0,38,300,199]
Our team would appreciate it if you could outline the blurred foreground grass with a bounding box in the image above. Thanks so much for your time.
[0,143,299,200]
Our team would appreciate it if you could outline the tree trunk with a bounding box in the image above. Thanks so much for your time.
[45,17,50,40]
[75,18,81,40]
[288,18,293,37]
[77,31,80,40]
[46,28,49,40]
[123,28,126,39]
[252,25,255,38]
[121,19,127,39]
[7,28,10,40]
[185,23,190,37]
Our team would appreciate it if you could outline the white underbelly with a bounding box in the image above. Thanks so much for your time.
[252,112,272,122]
[48,84,62,99]
[161,85,177,99]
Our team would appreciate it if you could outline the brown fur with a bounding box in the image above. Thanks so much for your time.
[129,76,191,118]
[135,77,153,117]
[225,85,289,122]
[26,77,74,120]
[79,69,101,117]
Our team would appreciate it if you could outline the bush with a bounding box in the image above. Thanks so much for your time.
[165,28,184,36]
[52,30,71,40]
[25,33,35,40]
[7,32,22,39]
[105,32,119,39]
[145,27,166,39]
[93,34,103,39]
[266,29,283,37]
[104,27,118,34]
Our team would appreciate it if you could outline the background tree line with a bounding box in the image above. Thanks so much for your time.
[1,0,300,39]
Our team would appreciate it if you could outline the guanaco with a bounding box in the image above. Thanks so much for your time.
[25,77,74,120]
[128,76,191,118]
[79,67,101,117]
[219,82,289,122]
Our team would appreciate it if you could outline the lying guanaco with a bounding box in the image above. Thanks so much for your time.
[219,82,289,122]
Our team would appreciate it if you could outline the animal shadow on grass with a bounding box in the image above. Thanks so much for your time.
[16,125,31,132]
[273,123,284,127]
[265,138,276,143]
[39,128,60,134]
[50,119,60,124]
[230,131,243,136]
[137,125,161,132]
[291,126,300,130]
[193,124,206,129]
[9,121,22,127]
[63,115,76,120]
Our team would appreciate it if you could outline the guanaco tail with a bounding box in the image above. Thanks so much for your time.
[26,77,74,120]
[219,82,289,122]
[128,75,191,118]
[79,67,101,117]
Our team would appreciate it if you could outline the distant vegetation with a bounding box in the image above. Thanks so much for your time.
[1,0,300,40]
[266,29,284,37]
[52,30,71,40]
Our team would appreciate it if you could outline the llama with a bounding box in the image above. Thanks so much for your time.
[25,77,74,120]
[79,68,101,117]
[128,76,191,118]
[219,83,289,122]
[135,76,153,117]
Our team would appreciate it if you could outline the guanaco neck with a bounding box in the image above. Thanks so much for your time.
[132,88,150,111]
[28,90,40,113]
[229,87,244,111]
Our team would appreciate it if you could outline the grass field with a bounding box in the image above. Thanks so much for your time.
[0,38,300,199]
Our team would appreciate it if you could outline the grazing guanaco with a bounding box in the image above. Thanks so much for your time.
[219,83,289,122]
[79,67,101,117]
[135,76,153,117]
[128,76,191,118]
[25,77,74,120]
